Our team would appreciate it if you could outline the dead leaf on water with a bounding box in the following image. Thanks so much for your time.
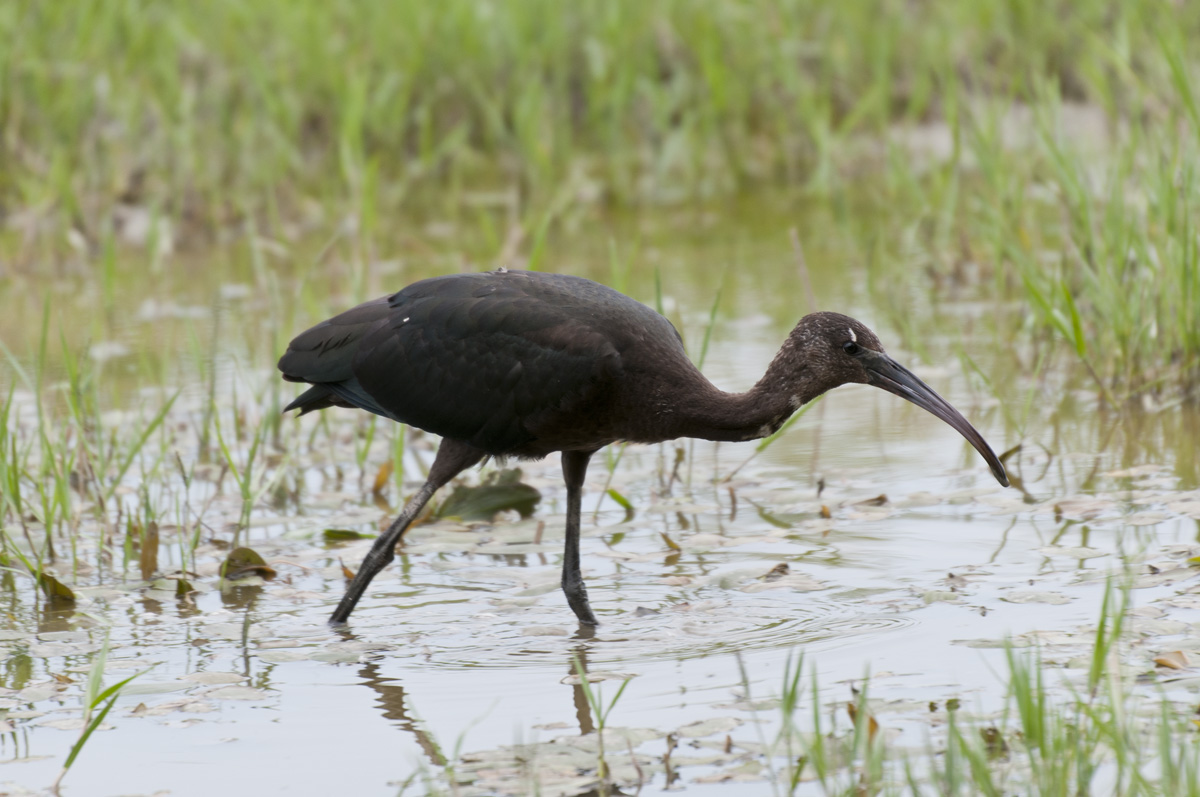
[762,563,789,581]
[846,701,880,741]
[1125,511,1169,527]
[17,685,58,702]
[220,547,277,580]
[1051,497,1116,520]
[675,716,742,737]
[742,573,825,593]
[37,573,76,604]
[436,468,540,520]
[129,697,216,717]
[943,573,970,590]
[680,533,735,550]
[182,672,246,685]
[560,671,637,685]
[1154,651,1189,670]
[257,650,309,663]
[1003,591,1072,605]
[1133,618,1189,636]
[308,650,361,663]
[1132,568,1195,589]
[1168,501,1200,518]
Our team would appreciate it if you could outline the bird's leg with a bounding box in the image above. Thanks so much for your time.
[330,439,484,624]
[560,449,598,627]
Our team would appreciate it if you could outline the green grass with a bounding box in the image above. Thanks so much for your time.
[1,3,1200,791]
[5,0,1199,395]
[726,581,1200,796]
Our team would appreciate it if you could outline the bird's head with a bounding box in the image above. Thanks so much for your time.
[793,312,1009,487]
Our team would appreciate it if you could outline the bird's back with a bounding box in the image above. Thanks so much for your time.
[279,270,690,457]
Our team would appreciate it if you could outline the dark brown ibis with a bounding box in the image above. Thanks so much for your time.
[279,269,1007,627]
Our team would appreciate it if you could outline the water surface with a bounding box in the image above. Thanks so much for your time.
[2,193,1199,795]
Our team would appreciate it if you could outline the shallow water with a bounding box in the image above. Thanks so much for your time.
[2,194,1199,795]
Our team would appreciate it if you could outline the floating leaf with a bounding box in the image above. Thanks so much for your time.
[660,532,681,552]
[38,573,77,605]
[182,672,245,685]
[436,469,540,520]
[1153,651,1189,670]
[323,528,372,541]
[675,716,741,738]
[206,685,269,701]
[1003,591,1072,605]
[819,505,832,519]
[220,547,276,580]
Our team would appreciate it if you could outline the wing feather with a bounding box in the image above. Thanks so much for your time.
[353,278,622,452]
[279,271,682,456]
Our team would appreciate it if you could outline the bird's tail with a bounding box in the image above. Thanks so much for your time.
[283,384,338,415]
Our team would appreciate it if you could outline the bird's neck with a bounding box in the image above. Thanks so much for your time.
[676,337,821,443]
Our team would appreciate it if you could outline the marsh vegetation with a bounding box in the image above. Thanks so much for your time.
[2,1,1200,794]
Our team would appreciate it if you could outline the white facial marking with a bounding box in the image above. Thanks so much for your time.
[403,317,410,322]
[848,327,857,342]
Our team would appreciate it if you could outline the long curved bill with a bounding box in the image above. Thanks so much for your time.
[861,351,1009,487]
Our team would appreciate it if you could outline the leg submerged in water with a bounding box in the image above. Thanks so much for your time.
[330,440,484,624]
[560,449,598,627]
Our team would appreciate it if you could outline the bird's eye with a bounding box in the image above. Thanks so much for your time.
[842,340,862,356]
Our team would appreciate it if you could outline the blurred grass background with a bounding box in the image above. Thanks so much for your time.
[2,0,1199,394]
[3,8,1200,790]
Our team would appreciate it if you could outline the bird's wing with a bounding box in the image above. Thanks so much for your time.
[351,277,623,453]
[277,297,400,418]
